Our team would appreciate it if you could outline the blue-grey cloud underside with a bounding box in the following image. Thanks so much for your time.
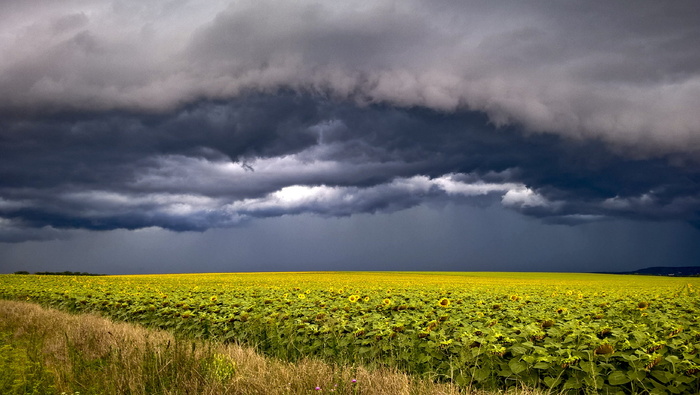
[1,1,700,242]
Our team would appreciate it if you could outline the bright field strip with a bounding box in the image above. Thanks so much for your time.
[1,271,699,393]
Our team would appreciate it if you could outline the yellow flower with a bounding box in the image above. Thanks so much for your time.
[438,298,450,308]
[363,296,370,302]
[348,295,360,303]
[298,294,306,299]
[210,295,218,302]
[383,298,392,306]
[426,320,438,331]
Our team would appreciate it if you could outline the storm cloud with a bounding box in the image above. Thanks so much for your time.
[2,1,700,152]
[2,93,700,241]
[1,1,700,244]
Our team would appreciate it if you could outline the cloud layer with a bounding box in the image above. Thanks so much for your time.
[1,1,700,241]
[2,93,700,241]
[2,1,699,154]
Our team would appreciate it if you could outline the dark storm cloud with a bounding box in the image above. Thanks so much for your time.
[2,92,700,241]
[1,1,700,241]
[1,1,699,154]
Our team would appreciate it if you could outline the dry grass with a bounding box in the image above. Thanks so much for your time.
[0,300,548,395]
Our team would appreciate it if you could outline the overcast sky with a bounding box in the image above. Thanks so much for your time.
[2,1,700,274]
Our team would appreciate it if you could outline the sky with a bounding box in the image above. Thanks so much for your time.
[1,0,700,274]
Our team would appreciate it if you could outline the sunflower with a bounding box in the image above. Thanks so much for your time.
[438,298,450,308]
[298,294,306,299]
[382,298,392,306]
[426,320,438,331]
[348,295,360,303]
[594,343,614,355]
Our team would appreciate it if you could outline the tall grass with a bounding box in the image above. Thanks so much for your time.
[0,300,547,395]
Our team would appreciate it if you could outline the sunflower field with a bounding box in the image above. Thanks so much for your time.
[1,271,699,394]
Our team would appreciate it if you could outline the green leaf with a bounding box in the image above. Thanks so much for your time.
[674,375,695,384]
[473,367,490,382]
[497,368,512,377]
[584,375,604,389]
[455,374,469,387]
[608,371,631,385]
[509,359,528,374]
[533,361,551,369]
[543,376,560,388]
[651,370,673,384]
[563,377,582,390]
[509,345,527,355]
[627,370,646,381]
[664,355,680,364]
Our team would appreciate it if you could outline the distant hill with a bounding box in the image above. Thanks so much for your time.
[596,266,700,277]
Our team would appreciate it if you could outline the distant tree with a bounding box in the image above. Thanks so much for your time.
[13,271,30,275]
[33,271,104,276]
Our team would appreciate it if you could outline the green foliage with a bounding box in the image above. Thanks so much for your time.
[204,353,237,383]
[0,332,57,394]
[1,272,699,393]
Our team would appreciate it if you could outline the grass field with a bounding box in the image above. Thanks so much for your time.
[1,271,699,394]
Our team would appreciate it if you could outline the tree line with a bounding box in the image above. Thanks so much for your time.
[13,271,104,276]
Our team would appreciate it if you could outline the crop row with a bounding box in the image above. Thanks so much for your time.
[1,272,699,394]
